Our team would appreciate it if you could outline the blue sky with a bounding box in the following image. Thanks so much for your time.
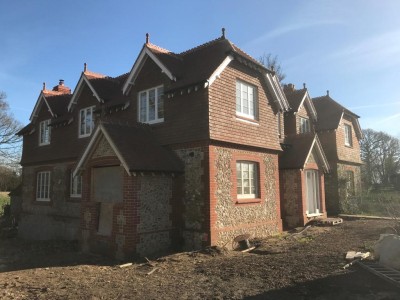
[1,0,400,137]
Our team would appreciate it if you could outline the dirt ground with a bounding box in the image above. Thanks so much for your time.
[1,218,399,299]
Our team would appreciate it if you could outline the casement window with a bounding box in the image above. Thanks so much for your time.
[70,172,82,198]
[236,81,257,119]
[39,119,51,145]
[79,106,95,137]
[299,117,310,133]
[138,86,164,124]
[236,161,259,199]
[277,112,282,137]
[344,124,352,146]
[345,171,355,195]
[36,171,51,201]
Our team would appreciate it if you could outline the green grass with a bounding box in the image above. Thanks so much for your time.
[0,192,10,216]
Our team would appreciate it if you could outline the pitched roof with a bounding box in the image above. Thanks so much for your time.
[44,93,71,117]
[74,122,184,176]
[312,95,362,139]
[124,36,289,111]
[279,134,329,172]
[284,88,317,120]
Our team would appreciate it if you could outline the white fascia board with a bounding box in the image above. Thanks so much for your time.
[122,47,175,95]
[353,118,363,139]
[207,55,233,87]
[101,127,131,176]
[29,93,54,121]
[122,48,147,95]
[73,124,131,177]
[265,73,290,111]
[67,74,103,112]
[73,125,102,178]
[304,136,330,173]
[304,92,318,121]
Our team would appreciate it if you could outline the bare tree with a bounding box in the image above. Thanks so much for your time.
[361,128,400,187]
[259,53,286,82]
[0,92,22,166]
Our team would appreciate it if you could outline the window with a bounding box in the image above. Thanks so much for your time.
[305,170,321,215]
[346,171,355,195]
[138,86,164,124]
[236,81,257,119]
[36,171,51,201]
[236,161,259,199]
[344,124,352,146]
[70,172,82,198]
[39,119,51,145]
[79,106,95,137]
[277,112,282,137]
[299,117,310,133]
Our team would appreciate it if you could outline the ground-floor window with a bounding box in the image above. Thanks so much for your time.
[36,171,51,201]
[305,170,320,215]
[70,171,82,198]
[236,161,259,199]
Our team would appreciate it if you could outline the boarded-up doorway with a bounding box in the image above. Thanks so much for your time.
[92,166,123,236]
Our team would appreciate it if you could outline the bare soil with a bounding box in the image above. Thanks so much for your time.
[1,218,399,299]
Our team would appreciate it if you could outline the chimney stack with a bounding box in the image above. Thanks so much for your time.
[283,83,295,93]
[52,79,71,94]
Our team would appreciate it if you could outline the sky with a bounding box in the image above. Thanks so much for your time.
[1,0,400,138]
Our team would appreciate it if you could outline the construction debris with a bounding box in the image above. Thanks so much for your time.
[118,263,133,268]
[374,234,400,270]
[343,251,370,269]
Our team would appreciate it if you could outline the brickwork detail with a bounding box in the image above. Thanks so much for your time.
[281,169,301,228]
[136,175,172,255]
[92,136,115,158]
[213,146,280,247]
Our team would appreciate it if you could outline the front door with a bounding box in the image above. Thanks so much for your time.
[305,170,320,215]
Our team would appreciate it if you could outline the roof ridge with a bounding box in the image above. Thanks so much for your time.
[84,70,107,78]
[43,90,70,96]
[146,42,175,54]
[179,36,224,56]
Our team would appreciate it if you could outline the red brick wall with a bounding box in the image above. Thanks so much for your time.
[209,61,281,151]
[336,116,362,164]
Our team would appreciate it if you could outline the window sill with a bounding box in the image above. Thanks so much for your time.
[235,116,259,126]
[344,144,353,148]
[34,199,52,206]
[306,212,323,217]
[79,134,91,139]
[236,198,262,204]
[39,143,50,146]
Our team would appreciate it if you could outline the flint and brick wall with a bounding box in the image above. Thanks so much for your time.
[209,144,282,248]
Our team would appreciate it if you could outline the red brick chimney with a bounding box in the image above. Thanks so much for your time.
[52,79,71,94]
[283,83,295,93]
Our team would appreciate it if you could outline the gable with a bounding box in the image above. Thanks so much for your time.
[91,136,117,159]
[30,93,54,121]
[67,73,104,112]
[123,45,176,95]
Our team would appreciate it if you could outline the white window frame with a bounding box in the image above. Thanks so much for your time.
[39,119,51,145]
[236,161,259,199]
[346,170,355,195]
[236,81,257,120]
[70,172,82,198]
[277,112,282,137]
[344,124,352,146]
[305,170,321,216]
[138,85,164,124]
[299,117,310,134]
[79,106,95,138]
[36,171,51,201]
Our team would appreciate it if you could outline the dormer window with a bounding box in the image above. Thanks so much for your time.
[79,106,95,137]
[39,119,51,145]
[138,86,164,124]
[236,81,257,119]
[299,117,310,134]
[344,124,352,146]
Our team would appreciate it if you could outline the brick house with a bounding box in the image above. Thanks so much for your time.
[15,31,361,259]
[279,85,330,228]
[313,92,363,214]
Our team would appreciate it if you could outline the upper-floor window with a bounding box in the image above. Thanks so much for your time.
[138,86,164,124]
[236,81,257,119]
[79,106,95,137]
[36,171,51,201]
[70,171,82,198]
[344,124,352,146]
[299,117,310,134]
[236,161,259,199]
[39,119,51,145]
[277,112,282,138]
